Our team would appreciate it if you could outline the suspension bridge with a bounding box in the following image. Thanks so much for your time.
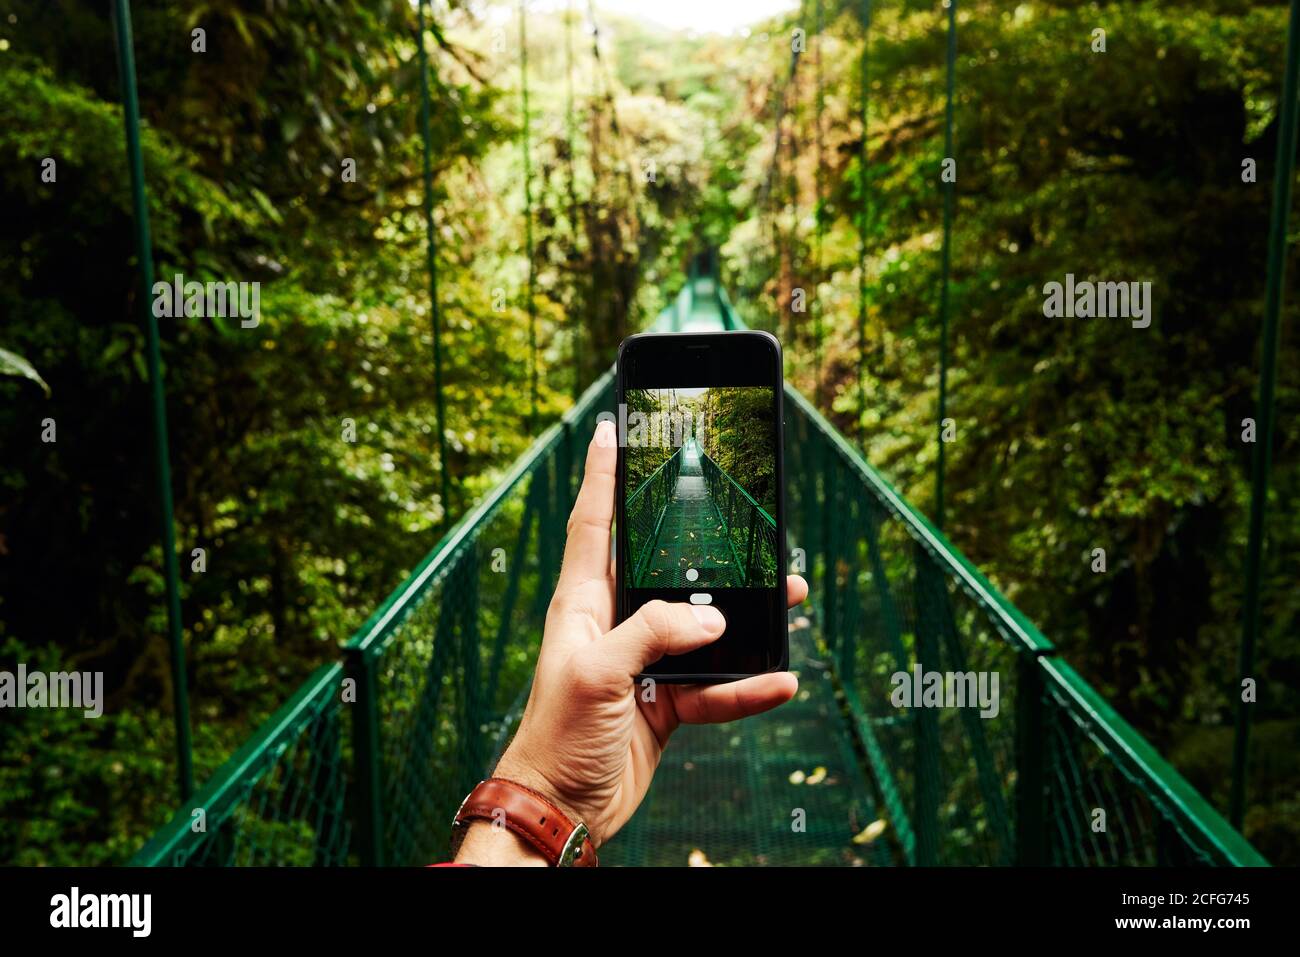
[108,0,1299,867]
[130,267,1266,868]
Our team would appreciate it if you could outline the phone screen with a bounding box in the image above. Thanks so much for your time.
[616,331,787,680]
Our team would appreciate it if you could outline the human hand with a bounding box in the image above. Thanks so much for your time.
[454,419,806,865]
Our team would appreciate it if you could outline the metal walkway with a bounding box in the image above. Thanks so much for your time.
[637,441,753,588]
[601,623,893,866]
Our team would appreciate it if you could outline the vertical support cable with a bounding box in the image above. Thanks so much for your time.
[813,0,825,409]
[565,0,582,399]
[790,1,805,363]
[519,0,539,431]
[776,119,785,343]
[760,58,778,332]
[771,86,782,334]
[585,1,604,356]
[416,0,451,521]
[761,31,803,358]
[110,0,193,803]
[856,0,872,448]
[935,0,957,531]
[765,63,786,339]
[1231,0,1300,829]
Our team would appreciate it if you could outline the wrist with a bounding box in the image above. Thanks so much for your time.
[492,748,586,835]
[453,819,550,867]
[450,768,600,867]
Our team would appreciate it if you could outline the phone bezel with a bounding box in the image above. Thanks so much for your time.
[614,329,788,684]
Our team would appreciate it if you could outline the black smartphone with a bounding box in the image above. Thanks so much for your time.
[614,330,788,683]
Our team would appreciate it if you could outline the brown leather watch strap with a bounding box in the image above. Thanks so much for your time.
[451,778,598,867]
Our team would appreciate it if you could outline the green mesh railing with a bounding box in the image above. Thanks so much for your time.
[343,373,613,866]
[132,278,1264,868]
[132,664,352,866]
[783,384,1266,866]
[132,375,612,866]
[698,446,779,588]
[627,446,683,584]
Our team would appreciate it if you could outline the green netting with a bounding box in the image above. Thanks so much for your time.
[698,444,779,587]
[627,446,683,582]
[1037,659,1223,867]
[132,664,352,866]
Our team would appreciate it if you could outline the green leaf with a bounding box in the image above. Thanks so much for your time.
[0,347,51,397]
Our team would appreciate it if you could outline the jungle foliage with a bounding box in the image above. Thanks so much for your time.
[0,0,1296,863]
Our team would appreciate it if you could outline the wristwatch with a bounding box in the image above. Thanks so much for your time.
[451,778,598,867]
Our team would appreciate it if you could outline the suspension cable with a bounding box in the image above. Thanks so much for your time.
[857,0,872,449]
[935,0,956,531]
[110,0,193,803]
[813,0,825,409]
[1231,0,1300,828]
[565,0,583,398]
[760,45,803,204]
[519,0,539,431]
[762,35,803,344]
[416,0,451,519]
[765,62,781,332]
[587,2,640,230]
[584,0,644,337]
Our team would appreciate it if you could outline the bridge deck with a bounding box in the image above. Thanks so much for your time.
[601,623,894,866]
[637,442,743,588]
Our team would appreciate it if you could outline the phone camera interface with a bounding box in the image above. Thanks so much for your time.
[623,386,778,591]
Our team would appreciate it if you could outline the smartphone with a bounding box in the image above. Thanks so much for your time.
[614,330,788,683]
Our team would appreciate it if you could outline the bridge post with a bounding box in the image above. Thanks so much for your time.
[456,542,485,794]
[531,456,561,618]
[1014,653,1048,865]
[744,510,759,584]
[821,446,842,671]
[912,547,944,865]
[485,477,543,704]
[346,644,386,866]
[559,416,574,514]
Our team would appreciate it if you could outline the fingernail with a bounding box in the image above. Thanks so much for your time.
[595,419,616,447]
[690,605,725,634]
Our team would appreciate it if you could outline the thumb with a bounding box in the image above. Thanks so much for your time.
[599,600,726,677]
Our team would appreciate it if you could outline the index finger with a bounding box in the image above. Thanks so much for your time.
[558,419,618,586]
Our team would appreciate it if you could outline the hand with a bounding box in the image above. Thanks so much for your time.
[455,419,806,865]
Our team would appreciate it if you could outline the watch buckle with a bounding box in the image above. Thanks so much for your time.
[558,822,590,866]
[451,780,484,828]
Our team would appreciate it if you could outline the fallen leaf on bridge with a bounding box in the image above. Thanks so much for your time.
[853,819,889,844]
